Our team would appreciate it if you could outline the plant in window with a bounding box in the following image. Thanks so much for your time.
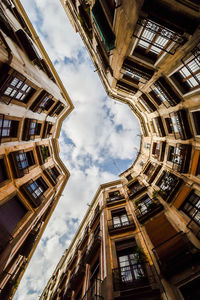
[42,147,49,161]
[133,246,147,263]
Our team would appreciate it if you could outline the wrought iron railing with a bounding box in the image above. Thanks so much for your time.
[112,262,156,291]
[108,215,135,231]
[81,279,103,300]
[106,194,124,203]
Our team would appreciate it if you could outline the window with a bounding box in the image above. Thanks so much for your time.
[179,47,200,90]
[29,121,41,136]
[191,110,200,136]
[181,192,200,226]
[39,96,53,110]
[126,174,133,181]
[0,115,19,141]
[145,143,151,149]
[48,167,60,183]
[133,18,185,61]
[116,241,146,285]
[179,276,200,300]
[16,151,35,170]
[41,146,50,161]
[0,71,34,105]
[156,171,179,200]
[152,142,161,158]
[144,162,155,176]
[135,195,153,214]
[27,177,48,200]
[0,196,27,235]
[0,158,8,184]
[167,145,187,171]
[165,117,173,134]
[112,209,129,229]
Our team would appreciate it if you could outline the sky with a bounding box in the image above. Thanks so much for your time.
[14,1,141,299]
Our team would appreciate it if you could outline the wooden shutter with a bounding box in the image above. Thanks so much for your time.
[173,185,192,209]
[191,150,200,175]
[145,213,177,247]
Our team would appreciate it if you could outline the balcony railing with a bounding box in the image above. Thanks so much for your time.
[170,144,192,173]
[85,232,101,263]
[135,202,164,224]
[90,205,100,228]
[82,279,103,300]
[108,215,136,235]
[112,262,159,293]
[128,183,146,199]
[69,262,85,290]
[106,194,125,206]
[152,231,200,277]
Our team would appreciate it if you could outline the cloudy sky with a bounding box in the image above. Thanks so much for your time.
[15,1,140,299]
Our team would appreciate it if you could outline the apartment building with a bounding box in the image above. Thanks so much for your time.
[40,0,200,300]
[0,0,74,298]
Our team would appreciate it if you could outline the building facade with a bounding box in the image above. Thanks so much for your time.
[40,0,200,300]
[0,0,74,299]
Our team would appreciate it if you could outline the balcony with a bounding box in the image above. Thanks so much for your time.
[168,144,192,173]
[156,171,183,202]
[60,286,72,300]
[106,194,125,206]
[82,279,103,300]
[135,201,164,224]
[92,0,115,51]
[153,231,200,278]
[85,232,101,263]
[127,181,146,199]
[112,262,160,297]
[169,110,192,140]
[36,145,50,165]
[144,164,162,184]
[78,227,89,250]
[90,205,100,228]
[67,252,78,270]
[152,142,166,162]
[108,215,136,235]
[9,150,35,178]
[69,262,85,290]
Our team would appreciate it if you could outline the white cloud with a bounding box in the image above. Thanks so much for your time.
[15,1,141,299]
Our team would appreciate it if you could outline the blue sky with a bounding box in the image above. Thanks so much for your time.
[15,1,140,299]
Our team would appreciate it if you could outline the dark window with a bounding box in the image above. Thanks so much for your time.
[48,166,60,182]
[126,174,133,181]
[181,192,200,226]
[112,209,129,229]
[165,117,173,134]
[144,163,154,176]
[152,142,161,157]
[179,276,200,300]
[27,177,48,200]
[0,158,8,183]
[191,111,200,135]
[40,145,50,161]
[0,196,27,234]
[0,115,19,139]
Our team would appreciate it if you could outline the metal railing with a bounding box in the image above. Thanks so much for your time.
[112,262,156,291]
[108,215,135,231]
[81,279,103,300]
